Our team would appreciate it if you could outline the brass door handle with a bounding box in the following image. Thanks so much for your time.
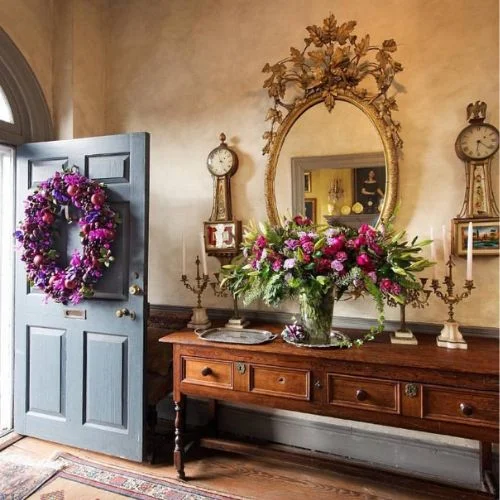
[356,389,367,401]
[129,284,142,295]
[115,308,136,320]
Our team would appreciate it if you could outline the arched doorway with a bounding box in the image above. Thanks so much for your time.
[0,26,53,434]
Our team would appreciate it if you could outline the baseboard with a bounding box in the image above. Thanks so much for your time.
[157,395,498,490]
[149,304,499,338]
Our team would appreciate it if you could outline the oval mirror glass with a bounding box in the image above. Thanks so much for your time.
[275,101,386,228]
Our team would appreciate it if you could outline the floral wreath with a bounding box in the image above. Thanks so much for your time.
[14,167,120,305]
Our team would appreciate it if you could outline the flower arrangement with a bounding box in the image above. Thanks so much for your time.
[14,168,120,305]
[222,215,432,347]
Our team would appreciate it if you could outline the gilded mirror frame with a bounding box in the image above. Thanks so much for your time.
[262,15,403,226]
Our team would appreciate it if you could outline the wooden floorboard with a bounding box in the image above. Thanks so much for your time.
[0,437,492,500]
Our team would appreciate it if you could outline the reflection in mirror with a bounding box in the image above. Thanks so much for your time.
[275,102,386,228]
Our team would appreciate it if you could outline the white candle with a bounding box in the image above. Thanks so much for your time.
[181,233,186,276]
[441,225,449,265]
[430,226,437,280]
[466,221,473,281]
[199,231,208,276]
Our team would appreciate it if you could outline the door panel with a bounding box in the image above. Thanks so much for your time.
[15,133,149,461]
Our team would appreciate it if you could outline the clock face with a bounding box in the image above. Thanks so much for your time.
[207,146,237,176]
[457,123,499,161]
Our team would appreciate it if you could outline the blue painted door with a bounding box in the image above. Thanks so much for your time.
[14,133,149,461]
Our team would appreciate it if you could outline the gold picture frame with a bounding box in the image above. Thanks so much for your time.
[452,218,499,256]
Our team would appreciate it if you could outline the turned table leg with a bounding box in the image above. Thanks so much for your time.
[480,441,497,496]
[174,397,186,480]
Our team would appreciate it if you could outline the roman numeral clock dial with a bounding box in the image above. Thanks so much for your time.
[455,102,499,219]
[203,133,242,265]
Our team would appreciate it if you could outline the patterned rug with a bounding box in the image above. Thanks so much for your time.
[31,452,244,499]
[0,453,62,499]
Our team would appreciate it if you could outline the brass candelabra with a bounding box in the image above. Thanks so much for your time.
[388,278,432,345]
[210,271,249,328]
[430,256,475,349]
[181,256,211,329]
[210,272,228,298]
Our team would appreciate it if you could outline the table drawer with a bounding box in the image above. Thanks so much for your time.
[249,365,310,400]
[182,357,233,389]
[422,386,498,428]
[327,374,400,414]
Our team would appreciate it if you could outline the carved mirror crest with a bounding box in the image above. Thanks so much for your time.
[262,14,403,227]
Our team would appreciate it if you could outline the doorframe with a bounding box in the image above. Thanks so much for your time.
[0,144,15,433]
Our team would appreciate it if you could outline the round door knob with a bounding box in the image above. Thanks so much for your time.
[129,284,142,295]
[459,403,474,416]
[356,389,367,401]
[116,308,129,318]
[115,308,136,320]
[201,367,212,376]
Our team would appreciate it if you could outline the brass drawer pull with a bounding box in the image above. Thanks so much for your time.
[277,376,286,384]
[201,367,212,377]
[405,383,418,398]
[356,389,367,401]
[459,403,474,417]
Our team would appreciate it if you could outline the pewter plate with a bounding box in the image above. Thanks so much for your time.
[281,329,351,348]
[195,328,277,345]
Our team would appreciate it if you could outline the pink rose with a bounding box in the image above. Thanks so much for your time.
[356,253,371,267]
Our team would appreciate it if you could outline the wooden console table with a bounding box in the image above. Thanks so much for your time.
[160,327,498,495]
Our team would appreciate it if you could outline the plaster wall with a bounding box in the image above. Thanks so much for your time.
[0,0,54,119]
[106,0,499,328]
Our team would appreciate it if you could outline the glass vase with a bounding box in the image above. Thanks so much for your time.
[298,292,335,345]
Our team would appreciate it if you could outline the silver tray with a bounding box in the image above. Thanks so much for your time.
[281,329,351,348]
[195,327,276,345]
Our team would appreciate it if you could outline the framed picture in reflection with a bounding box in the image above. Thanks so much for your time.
[304,198,317,223]
[353,166,386,214]
[304,171,312,193]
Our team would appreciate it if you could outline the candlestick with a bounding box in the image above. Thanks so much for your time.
[199,231,208,275]
[430,226,437,280]
[466,221,473,281]
[388,278,432,345]
[430,254,475,350]
[181,256,211,330]
[181,234,186,276]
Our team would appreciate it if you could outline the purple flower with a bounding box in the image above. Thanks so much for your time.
[283,258,296,270]
[284,239,300,250]
[331,260,344,272]
[256,235,267,249]
[391,283,402,295]
[367,271,378,283]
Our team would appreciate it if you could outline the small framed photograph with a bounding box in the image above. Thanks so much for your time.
[453,218,499,256]
[204,221,242,252]
[304,198,317,224]
[304,171,312,193]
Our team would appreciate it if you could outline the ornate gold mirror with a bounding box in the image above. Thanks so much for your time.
[263,15,403,227]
